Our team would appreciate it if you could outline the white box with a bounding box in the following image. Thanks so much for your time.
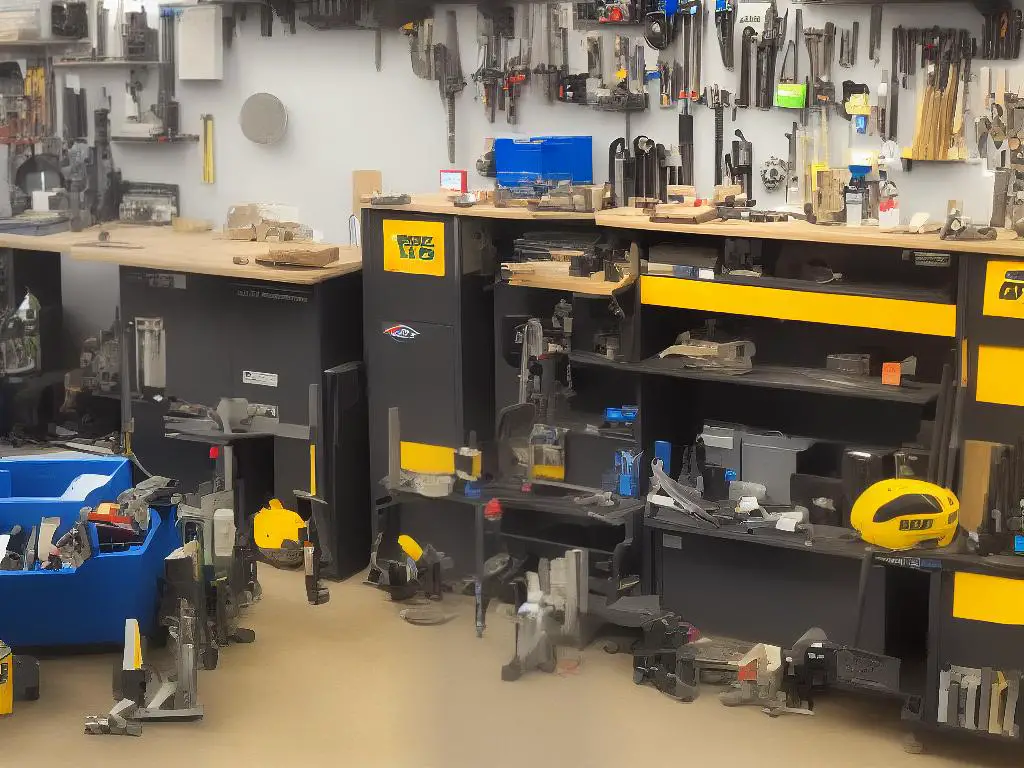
[177,5,223,80]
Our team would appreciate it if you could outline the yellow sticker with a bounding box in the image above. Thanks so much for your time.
[982,259,1024,319]
[382,219,446,277]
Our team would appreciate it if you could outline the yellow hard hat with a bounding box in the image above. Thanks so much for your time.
[850,478,959,551]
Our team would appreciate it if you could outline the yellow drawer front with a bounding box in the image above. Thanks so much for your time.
[982,260,1024,319]
[639,276,956,337]
[976,345,1024,407]
[953,572,1024,625]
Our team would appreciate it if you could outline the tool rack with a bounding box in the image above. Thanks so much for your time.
[364,200,1024,744]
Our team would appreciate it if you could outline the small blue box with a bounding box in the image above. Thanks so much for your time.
[494,136,593,188]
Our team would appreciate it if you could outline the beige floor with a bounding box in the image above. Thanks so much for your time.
[4,568,1022,767]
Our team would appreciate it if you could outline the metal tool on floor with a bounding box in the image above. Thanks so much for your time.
[435,10,465,164]
[85,607,204,736]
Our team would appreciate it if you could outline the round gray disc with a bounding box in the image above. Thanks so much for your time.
[239,93,288,145]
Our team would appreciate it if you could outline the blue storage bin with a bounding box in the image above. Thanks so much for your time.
[494,136,593,188]
[0,453,181,649]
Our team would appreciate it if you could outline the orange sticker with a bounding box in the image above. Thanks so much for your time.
[881,362,902,386]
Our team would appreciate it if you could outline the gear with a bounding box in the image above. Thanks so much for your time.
[761,157,789,192]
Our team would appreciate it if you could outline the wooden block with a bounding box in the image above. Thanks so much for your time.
[226,225,255,241]
[257,244,339,268]
[352,170,382,215]
[650,204,719,224]
[171,217,213,233]
[960,440,1000,532]
[713,184,744,203]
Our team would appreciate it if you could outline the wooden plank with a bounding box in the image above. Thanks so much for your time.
[506,273,634,296]
[959,440,999,533]
[371,194,595,221]
[62,225,360,284]
[595,213,1024,258]
[352,169,382,216]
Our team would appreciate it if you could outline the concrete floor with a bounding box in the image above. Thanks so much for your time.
[4,568,1023,767]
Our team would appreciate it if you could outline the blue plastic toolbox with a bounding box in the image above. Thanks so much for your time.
[0,453,181,649]
[494,136,593,188]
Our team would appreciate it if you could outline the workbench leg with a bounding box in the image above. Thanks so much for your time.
[474,503,486,639]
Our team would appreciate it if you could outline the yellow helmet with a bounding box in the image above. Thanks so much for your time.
[850,478,960,550]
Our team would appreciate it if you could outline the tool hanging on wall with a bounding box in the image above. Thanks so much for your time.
[609,137,636,207]
[505,6,532,124]
[534,3,566,102]
[680,0,703,100]
[981,8,1023,60]
[755,6,785,110]
[644,0,675,50]
[909,29,971,161]
[678,98,694,185]
[634,135,663,204]
[435,10,465,164]
[715,0,735,70]
[730,129,753,198]
[839,23,858,68]
[867,5,882,65]
[201,114,214,185]
[707,85,730,185]
[774,36,806,110]
[735,26,755,108]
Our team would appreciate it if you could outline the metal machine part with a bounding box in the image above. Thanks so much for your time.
[731,130,753,199]
[761,156,788,192]
[118,182,179,225]
[134,317,166,392]
[940,209,997,241]
[85,608,204,736]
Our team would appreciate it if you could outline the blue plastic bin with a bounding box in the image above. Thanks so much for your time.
[0,453,181,649]
[494,136,593,188]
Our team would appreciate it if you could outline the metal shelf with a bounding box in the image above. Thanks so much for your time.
[54,59,159,68]
[0,38,89,48]
[110,135,200,144]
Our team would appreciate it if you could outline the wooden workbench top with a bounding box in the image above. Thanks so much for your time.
[367,196,1024,257]
[0,225,361,284]
[594,209,1024,258]
[370,194,596,221]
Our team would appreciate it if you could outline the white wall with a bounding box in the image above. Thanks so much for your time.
[56,1,1010,329]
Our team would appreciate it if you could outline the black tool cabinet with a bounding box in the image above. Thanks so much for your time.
[117,265,362,512]
[362,205,1024,748]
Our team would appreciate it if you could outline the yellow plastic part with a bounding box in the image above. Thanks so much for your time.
[850,478,959,550]
[982,260,1024,319]
[400,441,456,474]
[953,572,1024,625]
[976,345,1024,407]
[253,499,304,550]
[397,534,424,562]
[640,276,957,337]
[0,642,13,716]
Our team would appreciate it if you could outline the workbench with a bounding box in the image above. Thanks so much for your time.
[2,224,364,518]
[363,198,1024,745]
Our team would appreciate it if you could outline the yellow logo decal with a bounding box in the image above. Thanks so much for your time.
[382,219,446,277]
